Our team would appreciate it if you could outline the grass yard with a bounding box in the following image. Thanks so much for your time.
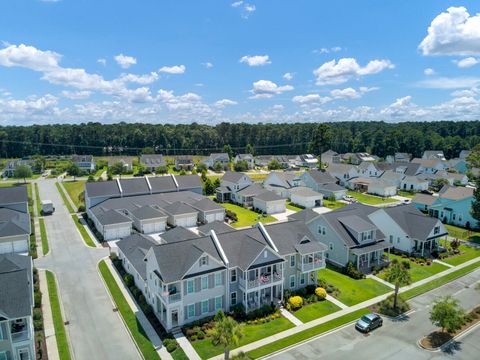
[347,191,397,205]
[39,218,49,255]
[286,202,304,212]
[192,316,294,359]
[221,202,276,228]
[34,183,42,215]
[378,254,449,283]
[442,244,480,266]
[249,173,268,182]
[445,224,480,244]
[72,215,96,247]
[318,268,391,306]
[323,199,346,210]
[55,182,75,214]
[294,300,341,323]
[62,180,85,209]
[46,271,72,360]
[93,167,106,178]
[397,190,416,198]
[98,261,160,360]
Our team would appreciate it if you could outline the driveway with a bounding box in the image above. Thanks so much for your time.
[34,179,140,360]
[271,268,480,360]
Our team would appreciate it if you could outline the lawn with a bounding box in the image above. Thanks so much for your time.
[93,167,106,178]
[249,173,268,182]
[323,199,346,210]
[39,218,49,255]
[442,244,480,266]
[34,183,42,215]
[220,203,276,228]
[445,224,480,244]
[294,300,341,323]
[72,215,96,247]
[378,254,449,283]
[46,271,72,360]
[318,268,391,306]
[397,190,416,198]
[286,202,304,212]
[192,316,294,359]
[347,191,397,205]
[55,182,75,214]
[98,260,160,360]
[62,180,85,209]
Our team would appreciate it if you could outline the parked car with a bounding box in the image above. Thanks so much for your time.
[403,199,411,204]
[343,195,357,203]
[355,313,383,333]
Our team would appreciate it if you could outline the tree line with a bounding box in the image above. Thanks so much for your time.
[0,121,479,159]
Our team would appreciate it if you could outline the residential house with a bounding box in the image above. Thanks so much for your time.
[216,172,253,203]
[341,153,376,165]
[252,191,286,214]
[358,162,383,178]
[108,158,133,172]
[263,172,302,198]
[411,158,446,174]
[459,150,471,159]
[446,158,468,174]
[391,162,422,176]
[0,187,31,254]
[292,203,391,273]
[0,254,35,360]
[202,153,230,169]
[413,185,478,229]
[400,176,429,192]
[325,163,359,187]
[320,150,340,165]
[117,220,326,330]
[422,150,446,161]
[297,154,318,169]
[348,178,396,197]
[72,155,95,173]
[395,153,411,163]
[289,187,323,208]
[140,154,166,172]
[380,171,405,188]
[174,156,194,171]
[300,170,347,200]
[2,160,37,178]
[233,154,255,170]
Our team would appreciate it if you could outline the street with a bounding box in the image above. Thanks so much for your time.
[271,268,480,360]
[34,179,141,360]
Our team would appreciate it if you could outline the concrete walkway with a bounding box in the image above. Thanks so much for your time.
[280,308,303,326]
[434,258,454,268]
[367,274,395,289]
[104,258,173,360]
[39,270,60,360]
[174,332,202,360]
[326,295,349,310]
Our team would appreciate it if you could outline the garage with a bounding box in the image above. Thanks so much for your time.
[104,225,132,240]
[289,187,323,209]
[173,215,197,228]
[253,191,286,215]
[142,220,166,234]
[204,211,225,223]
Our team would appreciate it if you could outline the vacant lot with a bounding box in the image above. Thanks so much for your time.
[62,180,85,208]
[220,202,276,228]
[347,191,397,205]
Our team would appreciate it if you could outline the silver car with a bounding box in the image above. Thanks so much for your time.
[355,313,383,333]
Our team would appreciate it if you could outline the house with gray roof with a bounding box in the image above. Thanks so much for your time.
[174,156,194,171]
[289,187,323,209]
[358,162,384,178]
[202,153,230,169]
[380,170,405,188]
[117,220,326,330]
[300,170,347,200]
[2,160,38,178]
[0,254,34,360]
[0,187,31,255]
[72,154,95,173]
[140,154,166,172]
[321,150,340,165]
[252,190,286,214]
[422,150,446,161]
[324,163,359,187]
[263,172,302,198]
[216,172,253,203]
[233,154,254,169]
[108,157,133,172]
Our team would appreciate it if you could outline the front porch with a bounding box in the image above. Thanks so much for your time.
[412,236,445,257]
[350,243,391,273]
[245,284,283,311]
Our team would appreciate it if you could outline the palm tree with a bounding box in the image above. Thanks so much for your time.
[384,259,411,309]
[209,310,243,360]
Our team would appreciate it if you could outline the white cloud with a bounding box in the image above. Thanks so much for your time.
[97,58,106,66]
[450,88,478,97]
[203,62,213,69]
[454,57,479,68]
[292,94,331,104]
[419,6,480,56]
[313,58,394,85]
[330,86,377,99]
[0,43,60,72]
[214,99,238,108]
[283,72,293,80]
[0,94,59,121]
[240,55,271,66]
[118,72,159,84]
[61,90,91,100]
[313,47,342,54]
[416,76,480,89]
[231,1,243,8]
[114,54,136,69]
[424,68,435,76]
[158,65,186,74]
[232,1,256,18]
[250,80,293,99]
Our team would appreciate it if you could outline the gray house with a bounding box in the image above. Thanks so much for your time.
[202,153,230,169]
[72,155,95,173]
[0,254,35,360]
[233,154,255,169]
[140,154,166,172]
[300,170,347,200]
[117,220,326,330]
[0,187,31,254]
[2,160,37,178]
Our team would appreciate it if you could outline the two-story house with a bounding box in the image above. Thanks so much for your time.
[0,254,35,360]
[0,187,31,254]
[263,172,302,198]
[358,162,383,178]
[411,158,446,174]
[72,155,95,173]
[325,163,359,187]
[215,172,253,203]
[140,154,166,172]
[202,153,230,170]
[300,170,347,200]
[2,160,38,178]
[174,156,194,171]
[320,150,340,165]
[233,154,255,170]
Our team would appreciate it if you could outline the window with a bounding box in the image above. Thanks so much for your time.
[434,226,440,235]
[187,280,194,294]
[289,275,296,288]
[201,276,209,290]
[318,225,326,235]
[215,296,222,310]
[264,250,268,258]
[290,255,296,267]
[453,213,456,220]
[201,300,209,314]
[389,235,393,244]
[187,304,195,318]
[231,292,237,306]
[199,256,209,267]
[329,242,334,251]
[300,273,306,286]
[397,237,400,244]
[215,272,222,287]
[230,269,237,283]
[459,214,463,222]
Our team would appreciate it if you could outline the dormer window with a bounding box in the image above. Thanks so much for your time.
[199,256,209,267]
[434,226,440,235]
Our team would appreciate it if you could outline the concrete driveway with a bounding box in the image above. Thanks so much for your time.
[271,268,480,360]
[34,179,141,360]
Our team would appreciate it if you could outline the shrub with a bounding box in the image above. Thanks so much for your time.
[34,292,42,308]
[33,308,42,321]
[305,284,316,295]
[123,274,134,287]
[315,287,327,300]
[190,335,197,341]
[344,261,365,279]
[288,296,303,310]
[78,205,86,212]
[34,319,44,331]
[196,330,206,340]
[163,338,178,352]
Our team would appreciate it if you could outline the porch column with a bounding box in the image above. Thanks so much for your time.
[367,253,370,268]
[421,242,424,257]
[377,250,380,265]
[356,255,360,270]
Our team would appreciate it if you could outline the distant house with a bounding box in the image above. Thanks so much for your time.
[400,176,429,192]
[395,153,411,163]
[341,152,376,165]
[175,156,194,171]
[413,185,478,229]
[0,253,35,360]
[411,158,446,174]
[297,154,318,169]
[72,155,95,173]
[358,162,383,178]
[0,186,31,254]
[233,154,254,169]
[140,154,166,172]
[216,171,253,203]
[321,150,340,165]
[300,170,347,200]
[263,172,302,198]
[325,163,359,186]
[348,177,396,197]
[459,150,471,159]
[446,158,468,174]
[108,158,133,172]
[380,171,405,188]
[422,150,446,161]
[2,159,37,178]
[203,153,230,169]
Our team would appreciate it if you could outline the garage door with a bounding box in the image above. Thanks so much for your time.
[176,216,197,227]
[205,213,224,223]
[143,222,165,234]
[268,203,285,214]
[13,240,28,253]
[105,226,131,240]
[0,242,13,254]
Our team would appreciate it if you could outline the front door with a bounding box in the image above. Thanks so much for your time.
[171,310,178,327]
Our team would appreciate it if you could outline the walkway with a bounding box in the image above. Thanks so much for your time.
[39,270,60,360]
[280,308,303,326]
[174,332,202,360]
[367,274,395,289]
[326,295,349,310]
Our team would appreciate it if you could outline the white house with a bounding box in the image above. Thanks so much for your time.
[400,176,429,192]
[233,154,255,169]
[253,191,286,214]
[367,180,397,197]
[289,187,323,208]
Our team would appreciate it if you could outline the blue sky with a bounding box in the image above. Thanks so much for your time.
[0,0,480,124]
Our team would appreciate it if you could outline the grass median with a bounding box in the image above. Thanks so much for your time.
[98,260,160,360]
[72,215,96,247]
[39,218,49,255]
[34,183,42,215]
[46,271,72,360]
[55,182,75,214]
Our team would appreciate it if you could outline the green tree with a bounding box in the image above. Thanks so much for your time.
[234,160,249,172]
[268,159,282,170]
[14,165,32,183]
[245,143,255,155]
[308,124,333,170]
[223,144,234,160]
[208,310,243,360]
[471,176,480,225]
[31,155,46,173]
[197,163,208,173]
[430,295,465,333]
[383,259,411,309]
[110,162,126,178]
[156,165,168,175]
[202,176,216,195]
[431,178,449,192]
[213,161,224,172]
[142,147,155,154]
[67,162,81,181]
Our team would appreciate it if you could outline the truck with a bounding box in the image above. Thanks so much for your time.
[41,200,55,215]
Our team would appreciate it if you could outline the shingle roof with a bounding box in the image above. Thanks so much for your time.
[0,186,29,206]
[197,221,234,236]
[439,186,473,200]
[120,178,150,196]
[222,171,248,183]
[236,183,265,197]
[129,205,166,220]
[289,186,323,198]
[266,172,299,188]
[95,209,132,225]
[72,154,93,162]
[163,202,198,216]
[0,208,30,237]
[174,174,202,189]
[253,191,284,202]
[305,170,337,184]
[0,254,32,319]
[117,234,158,280]
[288,208,320,223]
[148,176,178,193]
[412,193,437,206]
[85,180,121,198]
[140,154,166,167]
[318,182,346,192]
[191,198,225,212]
[159,227,199,243]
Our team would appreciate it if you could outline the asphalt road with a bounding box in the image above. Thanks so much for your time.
[271,268,480,360]
[34,179,141,360]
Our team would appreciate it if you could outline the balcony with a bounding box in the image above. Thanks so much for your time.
[240,272,282,290]
[298,253,325,273]
[11,329,30,342]
[160,291,182,304]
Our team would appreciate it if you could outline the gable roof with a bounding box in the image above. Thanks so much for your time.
[288,208,320,223]
[175,174,202,189]
[117,234,158,279]
[0,208,30,237]
[438,185,473,200]
[120,178,150,196]
[129,205,166,220]
[159,226,200,243]
[163,201,198,216]
[140,154,166,167]
[0,186,29,206]
[253,190,284,202]
[191,198,225,212]
[289,186,323,198]
[412,193,437,206]
[197,221,234,236]
[266,172,299,188]
[222,171,249,183]
[72,154,93,162]
[304,170,337,184]
[85,180,121,198]
[236,183,265,197]
[0,254,32,319]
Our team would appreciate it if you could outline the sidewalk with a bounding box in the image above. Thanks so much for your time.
[326,294,349,309]
[103,259,173,360]
[32,183,44,257]
[367,274,395,289]
[280,308,303,326]
[39,270,60,360]
[174,331,202,360]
